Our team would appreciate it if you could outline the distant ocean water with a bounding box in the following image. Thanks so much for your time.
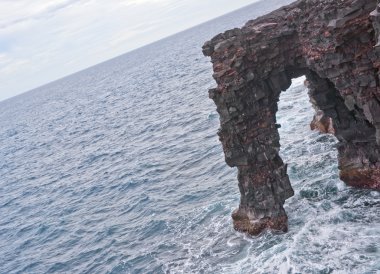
[0,0,379,273]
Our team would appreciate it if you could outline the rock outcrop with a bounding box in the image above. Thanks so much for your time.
[203,0,380,236]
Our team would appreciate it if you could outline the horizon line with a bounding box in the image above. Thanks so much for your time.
[0,0,262,104]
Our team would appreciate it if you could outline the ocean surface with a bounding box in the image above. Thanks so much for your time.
[1,0,379,273]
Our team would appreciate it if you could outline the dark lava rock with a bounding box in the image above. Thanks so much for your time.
[203,0,380,236]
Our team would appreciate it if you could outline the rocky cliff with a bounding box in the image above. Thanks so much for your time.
[203,0,380,236]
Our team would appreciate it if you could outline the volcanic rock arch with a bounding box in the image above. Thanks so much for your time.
[203,0,380,235]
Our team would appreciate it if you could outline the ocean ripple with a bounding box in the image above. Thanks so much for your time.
[0,0,379,273]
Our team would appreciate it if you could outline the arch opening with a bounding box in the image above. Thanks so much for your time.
[229,68,365,235]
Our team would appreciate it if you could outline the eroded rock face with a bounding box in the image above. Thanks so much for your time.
[203,0,380,235]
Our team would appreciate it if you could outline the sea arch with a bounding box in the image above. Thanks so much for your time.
[203,0,380,235]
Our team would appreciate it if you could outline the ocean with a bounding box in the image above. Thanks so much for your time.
[0,0,379,273]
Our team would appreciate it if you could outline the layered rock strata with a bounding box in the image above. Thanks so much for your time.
[203,0,380,235]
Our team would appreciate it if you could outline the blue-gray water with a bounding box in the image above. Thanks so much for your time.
[1,1,379,273]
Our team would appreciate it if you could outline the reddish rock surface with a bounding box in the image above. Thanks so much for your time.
[310,110,335,134]
[203,0,380,236]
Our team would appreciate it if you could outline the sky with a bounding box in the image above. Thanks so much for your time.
[0,0,259,101]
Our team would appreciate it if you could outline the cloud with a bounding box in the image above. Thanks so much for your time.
[0,0,257,101]
[0,59,31,75]
[121,0,170,5]
[0,0,86,30]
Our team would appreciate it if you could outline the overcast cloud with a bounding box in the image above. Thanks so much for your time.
[0,0,258,101]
